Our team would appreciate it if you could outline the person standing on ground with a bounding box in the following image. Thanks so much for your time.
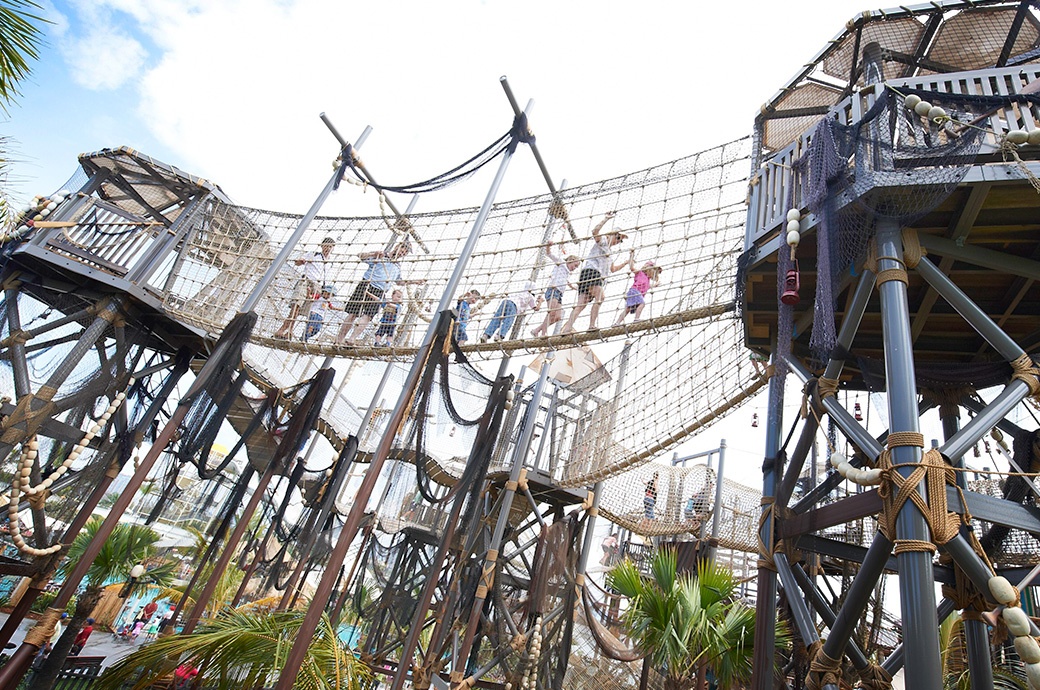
[70,618,94,655]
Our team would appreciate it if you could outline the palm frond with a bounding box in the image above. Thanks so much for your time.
[95,610,371,690]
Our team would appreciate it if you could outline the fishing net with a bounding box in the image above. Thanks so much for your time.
[785,87,987,366]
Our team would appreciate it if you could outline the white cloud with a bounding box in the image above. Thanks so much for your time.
[60,23,147,90]
[44,0,874,212]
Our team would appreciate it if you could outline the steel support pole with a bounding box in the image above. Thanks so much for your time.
[452,363,551,681]
[274,97,533,690]
[240,122,371,313]
[751,369,784,690]
[773,553,820,648]
[819,532,894,687]
[181,460,281,633]
[875,218,942,688]
[788,561,870,669]
[915,256,1025,361]
[706,439,726,560]
[788,358,884,458]
[938,401,993,690]
[941,380,1031,461]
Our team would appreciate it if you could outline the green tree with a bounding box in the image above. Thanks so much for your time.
[29,518,175,690]
[940,612,1027,690]
[608,549,788,690]
[95,609,371,690]
[0,0,46,111]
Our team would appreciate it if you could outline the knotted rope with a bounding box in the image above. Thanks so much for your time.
[862,228,926,286]
[805,639,843,690]
[1011,353,1040,399]
[877,440,961,555]
[857,662,894,690]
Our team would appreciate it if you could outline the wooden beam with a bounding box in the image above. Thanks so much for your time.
[911,183,991,343]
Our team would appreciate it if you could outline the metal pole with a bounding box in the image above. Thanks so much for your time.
[706,439,726,560]
[750,368,784,690]
[452,364,550,678]
[240,122,372,313]
[938,401,993,690]
[875,218,943,688]
[818,532,895,689]
[274,96,533,690]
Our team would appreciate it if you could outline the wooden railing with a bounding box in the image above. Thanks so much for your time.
[747,64,1040,250]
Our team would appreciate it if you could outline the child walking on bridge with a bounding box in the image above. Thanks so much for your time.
[614,254,661,326]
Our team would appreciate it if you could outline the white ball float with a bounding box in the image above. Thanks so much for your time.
[1026,662,1040,690]
[860,468,884,486]
[914,100,933,117]
[1028,129,1040,146]
[787,230,800,248]
[1017,636,1040,664]
[904,94,922,110]
[1005,606,1033,637]
[927,106,947,121]
[989,575,1018,605]
[786,209,801,223]
[1008,130,1030,145]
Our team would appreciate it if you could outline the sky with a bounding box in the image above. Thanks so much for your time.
[5,0,989,487]
[4,0,879,216]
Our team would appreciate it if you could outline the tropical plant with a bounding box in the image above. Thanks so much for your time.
[608,549,789,690]
[940,612,1028,690]
[28,518,175,690]
[0,0,47,112]
[157,559,245,622]
[94,609,371,690]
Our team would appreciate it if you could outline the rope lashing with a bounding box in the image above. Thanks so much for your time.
[756,496,777,571]
[877,441,962,555]
[863,227,926,285]
[857,662,894,690]
[1011,353,1040,398]
[805,639,843,690]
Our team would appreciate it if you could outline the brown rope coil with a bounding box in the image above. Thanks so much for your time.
[1011,353,1040,398]
[805,640,842,690]
[857,662,894,690]
[875,267,908,286]
[877,448,960,554]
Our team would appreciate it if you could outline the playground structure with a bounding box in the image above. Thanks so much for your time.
[743,1,1040,689]
[2,2,1040,689]
[0,78,764,689]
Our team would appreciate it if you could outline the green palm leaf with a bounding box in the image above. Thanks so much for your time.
[94,609,370,690]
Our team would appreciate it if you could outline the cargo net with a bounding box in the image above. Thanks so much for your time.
[0,287,155,557]
[365,329,503,532]
[781,86,990,367]
[595,462,761,546]
[551,314,765,488]
[156,138,750,363]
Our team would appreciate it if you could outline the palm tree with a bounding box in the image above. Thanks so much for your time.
[28,518,175,690]
[608,549,788,690]
[0,0,47,111]
[940,612,1028,690]
[94,609,371,690]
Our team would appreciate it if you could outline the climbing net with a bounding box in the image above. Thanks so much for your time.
[594,460,762,546]
[155,138,750,360]
[141,139,761,489]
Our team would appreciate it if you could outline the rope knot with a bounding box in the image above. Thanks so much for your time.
[1011,353,1040,399]
[805,640,843,690]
